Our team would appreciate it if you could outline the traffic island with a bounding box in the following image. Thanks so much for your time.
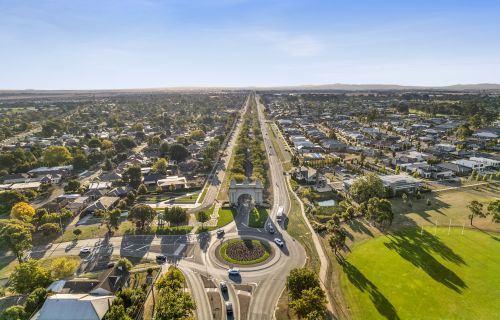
[216,238,274,266]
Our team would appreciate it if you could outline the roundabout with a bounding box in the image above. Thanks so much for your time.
[213,236,278,268]
[219,238,273,265]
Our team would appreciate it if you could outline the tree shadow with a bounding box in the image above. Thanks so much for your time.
[339,258,400,320]
[384,229,467,293]
[347,219,373,237]
[197,231,212,253]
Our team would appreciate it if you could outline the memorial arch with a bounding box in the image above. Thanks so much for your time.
[229,179,264,206]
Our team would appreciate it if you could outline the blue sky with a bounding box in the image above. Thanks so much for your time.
[1,0,499,89]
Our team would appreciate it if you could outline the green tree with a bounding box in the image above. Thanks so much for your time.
[467,200,486,225]
[366,197,394,228]
[73,228,82,239]
[0,220,33,263]
[1,305,27,320]
[136,184,148,195]
[0,191,27,215]
[116,258,133,273]
[49,257,79,279]
[487,199,500,223]
[104,304,132,320]
[24,288,49,315]
[168,144,190,162]
[152,158,168,174]
[122,166,142,188]
[328,227,347,255]
[128,204,157,230]
[9,259,52,294]
[455,124,473,140]
[289,286,327,319]
[64,179,81,192]
[349,173,385,203]
[286,268,320,301]
[42,146,73,166]
[40,222,61,236]
[196,210,210,228]
[156,266,185,291]
[155,287,196,320]
[72,152,89,171]
[163,206,188,226]
[159,142,170,158]
[101,209,121,233]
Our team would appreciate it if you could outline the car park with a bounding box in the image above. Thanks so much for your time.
[228,268,240,276]
[156,255,167,263]
[274,238,284,247]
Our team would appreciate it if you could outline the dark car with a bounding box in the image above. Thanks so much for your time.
[156,255,167,263]
[220,281,228,292]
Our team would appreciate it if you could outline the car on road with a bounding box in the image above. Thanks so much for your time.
[156,255,167,263]
[220,281,227,292]
[274,238,284,247]
[228,268,240,276]
[216,229,225,237]
[267,224,275,234]
[79,247,92,254]
[226,302,233,314]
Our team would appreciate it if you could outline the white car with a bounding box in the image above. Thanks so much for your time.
[79,247,92,254]
[274,238,284,247]
[228,268,240,276]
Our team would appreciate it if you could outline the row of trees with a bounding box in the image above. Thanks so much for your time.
[287,268,328,319]
[0,202,74,263]
[1,257,79,319]
[154,266,196,319]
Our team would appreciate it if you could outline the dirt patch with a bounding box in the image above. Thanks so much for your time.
[238,294,251,320]
[234,284,253,293]
[207,291,223,320]
[201,274,217,288]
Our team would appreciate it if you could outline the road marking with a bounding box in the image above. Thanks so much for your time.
[174,244,186,255]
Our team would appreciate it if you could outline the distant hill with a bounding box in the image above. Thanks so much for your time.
[1,83,500,94]
[257,83,500,91]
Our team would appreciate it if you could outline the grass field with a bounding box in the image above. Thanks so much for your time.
[249,207,269,228]
[390,185,500,232]
[217,207,237,227]
[341,227,500,320]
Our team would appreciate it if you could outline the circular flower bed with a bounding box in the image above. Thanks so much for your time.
[220,239,271,265]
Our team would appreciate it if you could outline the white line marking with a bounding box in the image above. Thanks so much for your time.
[174,244,186,255]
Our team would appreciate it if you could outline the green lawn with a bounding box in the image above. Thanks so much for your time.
[249,207,269,228]
[391,186,500,232]
[217,207,237,228]
[341,227,500,320]
[198,184,209,203]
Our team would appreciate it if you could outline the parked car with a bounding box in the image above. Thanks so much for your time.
[79,247,92,254]
[228,268,240,276]
[274,238,284,247]
[156,255,167,263]
[220,281,227,292]
[226,302,233,314]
